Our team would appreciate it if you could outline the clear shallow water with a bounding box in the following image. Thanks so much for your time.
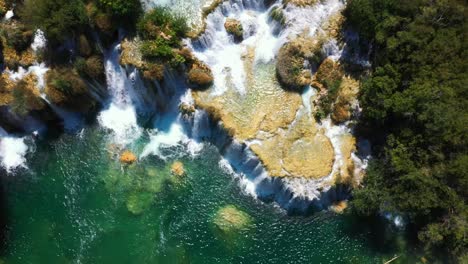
[0,126,418,263]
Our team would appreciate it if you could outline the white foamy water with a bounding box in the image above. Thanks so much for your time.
[31,30,47,53]
[0,128,30,173]
[4,10,13,20]
[98,44,142,145]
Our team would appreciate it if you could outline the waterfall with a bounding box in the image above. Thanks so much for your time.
[97,43,143,146]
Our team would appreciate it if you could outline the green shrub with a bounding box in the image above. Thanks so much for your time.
[97,0,141,17]
[140,39,174,59]
[19,0,88,44]
[137,7,188,41]
[346,0,468,259]
[2,25,33,52]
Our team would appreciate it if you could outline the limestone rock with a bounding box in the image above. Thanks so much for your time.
[179,102,195,116]
[188,60,213,89]
[276,36,326,92]
[213,205,252,234]
[224,18,243,42]
[120,38,144,69]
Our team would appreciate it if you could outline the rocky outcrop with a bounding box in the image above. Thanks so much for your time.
[276,35,325,92]
[193,48,336,179]
[224,18,243,42]
[45,69,97,113]
[187,60,213,90]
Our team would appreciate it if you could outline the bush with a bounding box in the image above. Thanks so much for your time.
[140,39,174,59]
[346,0,468,259]
[137,7,188,42]
[45,68,95,112]
[97,0,141,17]
[2,24,33,52]
[75,56,104,80]
[19,0,88,44]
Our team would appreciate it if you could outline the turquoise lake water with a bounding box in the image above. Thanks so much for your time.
[0,126,421,263]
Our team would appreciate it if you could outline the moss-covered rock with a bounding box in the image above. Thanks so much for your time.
[0,73,45,116]
[269,6,285,25]
[45,68,96,112]
[75,55,105,81]
[126,191,153,215]
[224,18,243,42]
[142,63,164,81]
[276,41,312,92]
[213,205,252,235]
[10,74,46,116]
[179,102,195,116]
[187,60,213,90]
[78,34,93,57]
[0,0,6,17]
[276,35,327,92]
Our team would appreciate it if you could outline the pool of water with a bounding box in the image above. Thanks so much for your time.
[0,126,419,263]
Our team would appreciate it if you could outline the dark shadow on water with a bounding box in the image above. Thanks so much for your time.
[0,170,9,257]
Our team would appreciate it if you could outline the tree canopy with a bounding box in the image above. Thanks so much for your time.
[345,0,467,261]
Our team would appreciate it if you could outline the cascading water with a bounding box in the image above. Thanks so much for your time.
[98,43,144,146]
[183,0,365,210]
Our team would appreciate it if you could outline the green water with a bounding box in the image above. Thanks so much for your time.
[0,127,419,263]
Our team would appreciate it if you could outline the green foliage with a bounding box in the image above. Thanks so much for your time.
[52,78,73,95]
[140,39,174,60]
[346,0,468,259]
[1,25,33,52]
[137,7,188,41]
[315,79,342,121]
[137,7,188,64]
[97,0,141,17]
[19,0,88,44]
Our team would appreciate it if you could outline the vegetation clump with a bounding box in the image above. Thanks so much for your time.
[137,7,188,65]
[345,0,468,260]
[45,68,96,112]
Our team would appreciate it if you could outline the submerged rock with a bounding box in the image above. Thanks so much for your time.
[126,191,153,215]
[120,150,137,165]
[224,18,243,42]
[213,205,252,234]
[171,161,185,176]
